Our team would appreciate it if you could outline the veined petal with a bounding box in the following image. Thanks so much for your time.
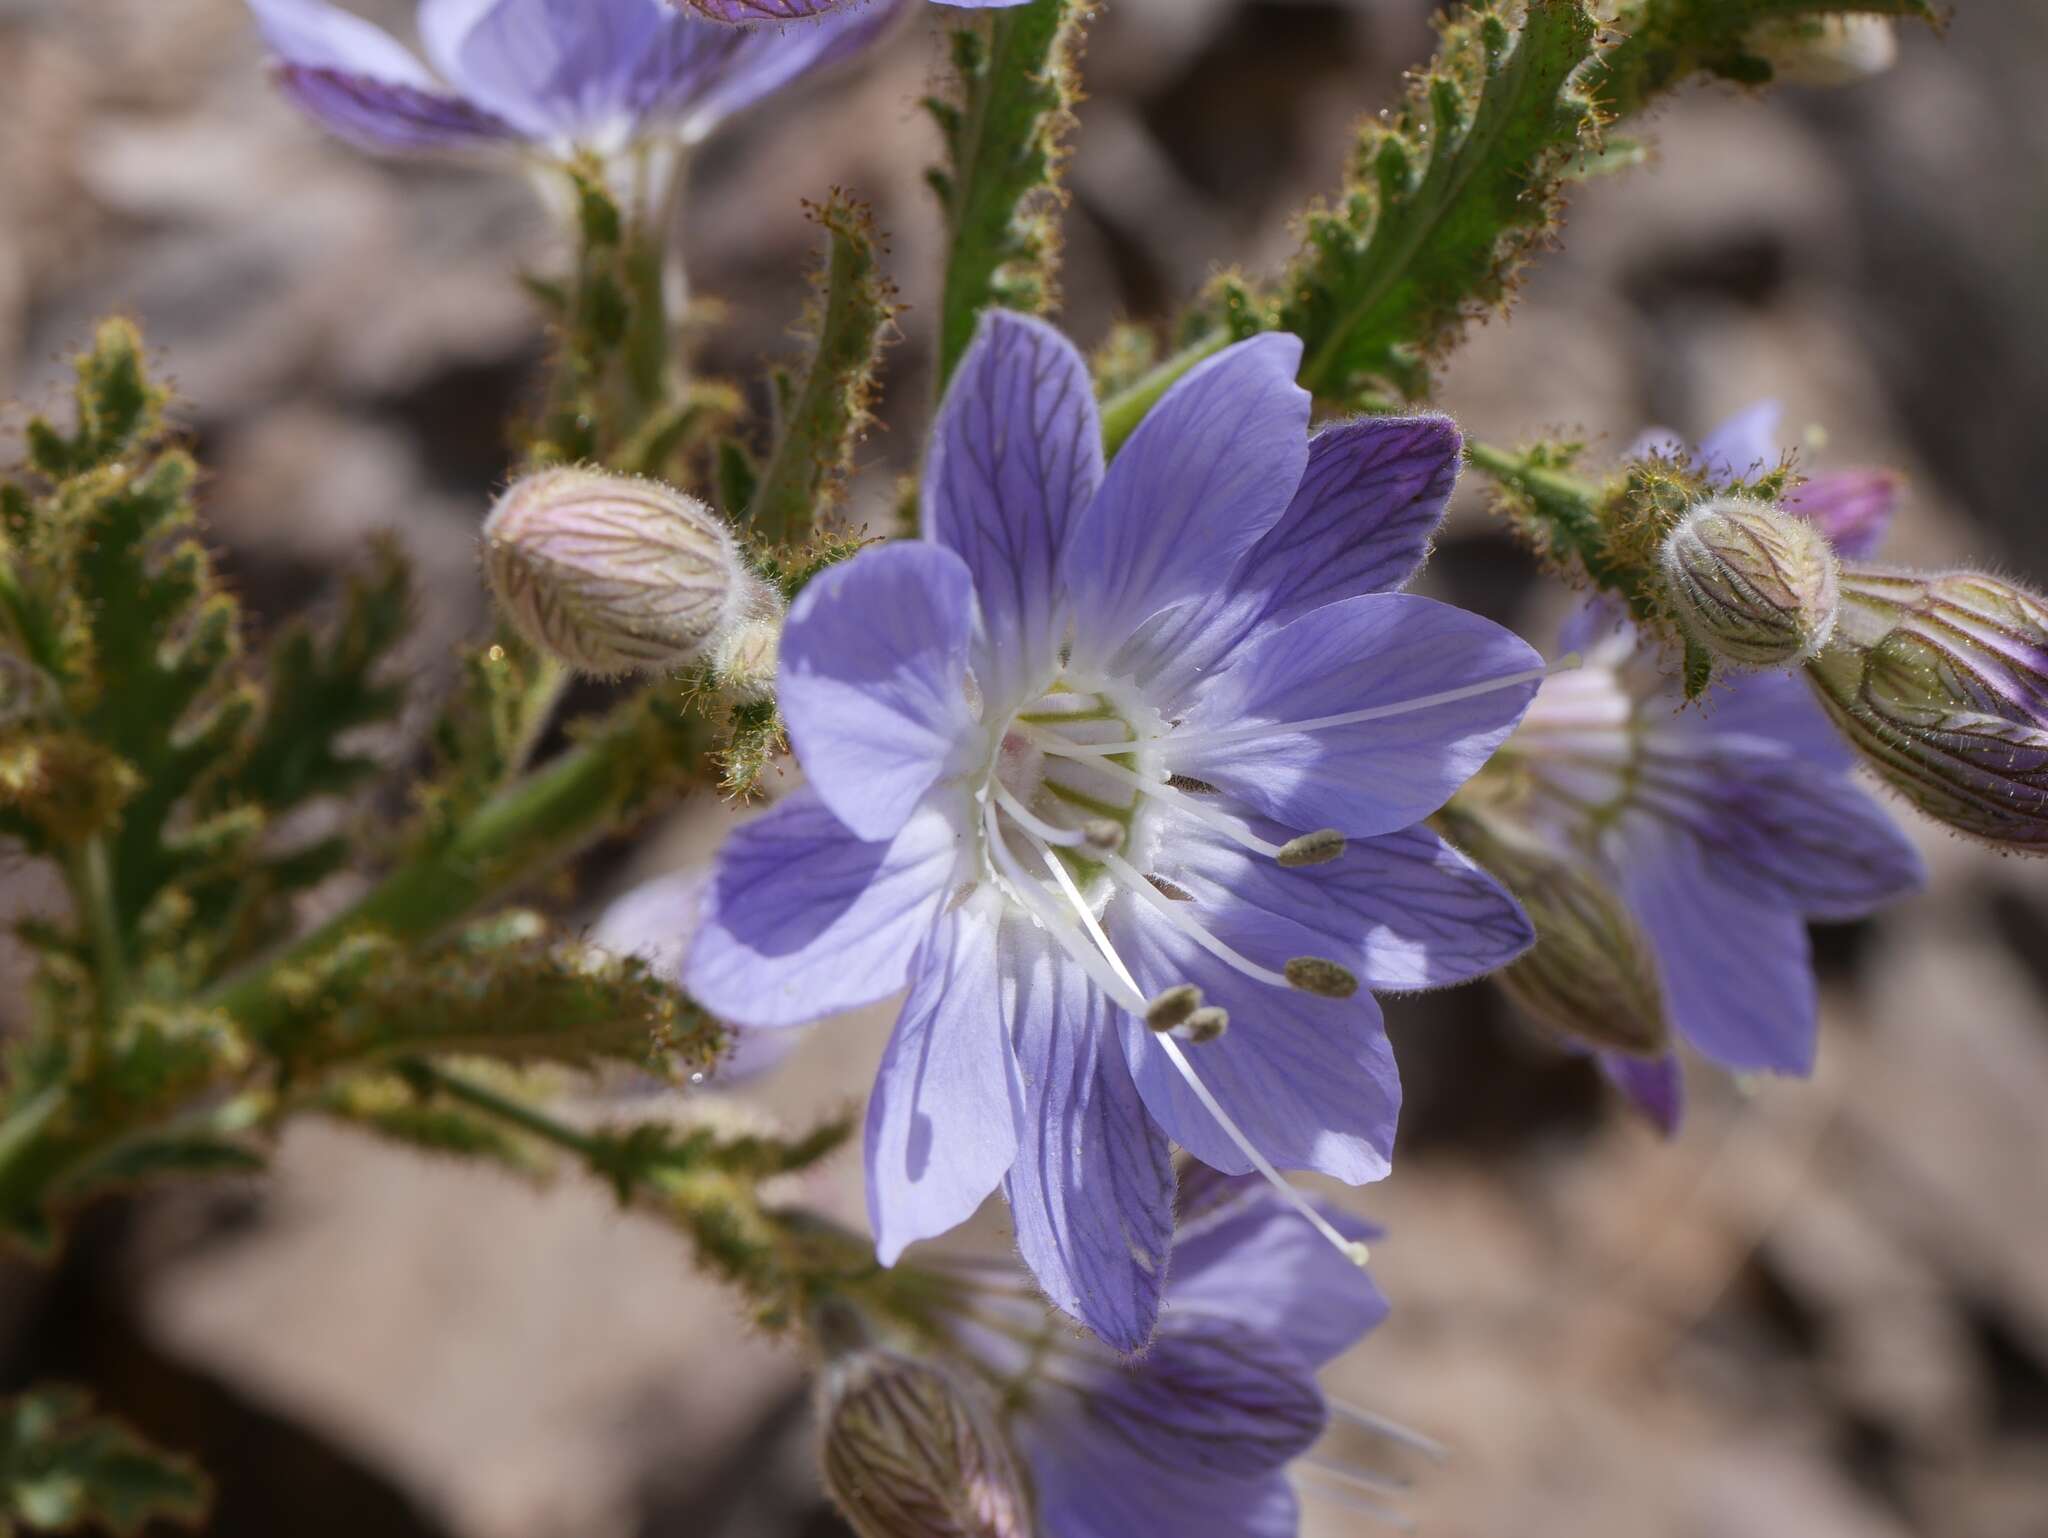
[678,0,907,138]
[1022,1428,1300,1538]
[780,541,985,842]
[1675,666,1856,773]
[251,0,441,85]
[685,785,962,1027]
[1669,762,1925,921]
[1002,921,1173,1355]
[1155,815,1534,993]
[1062,335,1309,669]
[251,0,523,152]
[1110,899,1398,1185]
[1616,819,1819,1075]
[269,67,526,152]
[1786,469,1896,559]
[419,0,661,138]
[1068,1313,1326,1478]
[926,311,1103,708]
[1169,1183,1388,1368]
[1124,415,1463,705]
[1170,592,1543,838]
[866,904,1023,1263]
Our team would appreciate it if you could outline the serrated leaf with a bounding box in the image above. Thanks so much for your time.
[263,925,725,1075]
[0,1385,209,1536]
[929,0,1092,389]
[1590,0,1937,118]
[1281,1,1603,404]
[746,194,899,546]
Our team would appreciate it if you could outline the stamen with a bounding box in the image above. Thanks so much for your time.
[982,802,1149,1015]
[1327,1398,1449,1462]
[1298,1463,1416,1532]
[1144,985,1202,1031]
[1299,1455,1409,1497]
[1152,1031,1370,1268]
[1014,822,1369,1273]
[1283,957,1360,999]
[992,783,1090,849]
[1181,1005,1229,1042]
[1038,656,1582,759]
[1276,829,1347,867]
[1102,849,1294,990]
[1013,732,1289,859]
[1081,818,1125,854]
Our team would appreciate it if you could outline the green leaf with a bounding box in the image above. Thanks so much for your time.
[259,919,726,1075]
[1589,0,1936,118]
[1280,1,1603,403]
[0,1385,209,1536]
[745,194,899,545]
[313,1072,550,1175]
[929,0,1092,389]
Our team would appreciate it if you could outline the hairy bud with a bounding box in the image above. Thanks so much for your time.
[819,1351,1032,1538]
[1445,809,1670,1056]
[483,468,770,677]
[1750,16,1899,88]
[1807,570,2048,852]
[1661,497,1840,668]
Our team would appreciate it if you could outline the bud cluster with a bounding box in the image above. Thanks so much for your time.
[1660,496,1840,669]
[1807,569,2048,852]
[482,468,781,683]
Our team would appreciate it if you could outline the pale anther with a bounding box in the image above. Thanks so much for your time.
[1145,985,1202,1032]
[1277,829,1347,867]
[1284,956,1359,999]
[1082,817,1124,853]
[1179,1006,1230,1043]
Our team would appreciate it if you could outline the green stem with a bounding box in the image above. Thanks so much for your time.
[206,701,699,1043]
[1097,330,1230,457]
[63,838,126,1037]
[403,1059,605,1162]
[1465,437,1618,579]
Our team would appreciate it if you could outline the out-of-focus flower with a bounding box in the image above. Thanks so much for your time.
[818,1349,1033,1538]
[1466,599,1924,1130]
[1661,495,1840,668]
[847,1175,1399,1538]
[1750,14,1900,88]
[482,467,778,678]
[685,0,1022,21]
[688,311,1541,1350]
[1807,570,2048,853]
[248,0,901,167]
[593,869,800,1083]
[1630,400,1899,558]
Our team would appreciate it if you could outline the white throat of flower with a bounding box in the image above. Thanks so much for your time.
[971,654,1578,1267]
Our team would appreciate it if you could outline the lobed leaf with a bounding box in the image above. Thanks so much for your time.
[0,1386,209,1536]
[1279,1,1604,404]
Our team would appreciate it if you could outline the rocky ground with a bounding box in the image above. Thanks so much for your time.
[2,1,2046,1535]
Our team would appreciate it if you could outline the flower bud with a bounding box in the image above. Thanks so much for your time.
[1749,15,1899,88]
[1444,809,1670,1057]
[818,1351,1033,1538]
[1807,570,2048,852]
[1661,496,1840,668]
[482,468,767,677]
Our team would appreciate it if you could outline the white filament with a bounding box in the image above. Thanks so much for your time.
[1100,848,1292,990]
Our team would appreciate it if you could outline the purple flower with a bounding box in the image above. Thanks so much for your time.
[685,0,1021,20]
[686,311,1543,1350]
[1479,598,1924,1129]
[248,0,902,162]
[1631,400,1899,558]
[916,1175,1399,1538]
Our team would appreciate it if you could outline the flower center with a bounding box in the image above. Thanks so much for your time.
[984,682,1152,899]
